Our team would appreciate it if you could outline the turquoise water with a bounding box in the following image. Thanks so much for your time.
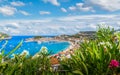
[0,36,70,56]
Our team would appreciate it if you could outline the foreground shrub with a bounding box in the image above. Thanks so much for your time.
[0,46,53,75]
[61,25,120,75]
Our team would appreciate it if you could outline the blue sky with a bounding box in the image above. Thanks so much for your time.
[0,0,120,35]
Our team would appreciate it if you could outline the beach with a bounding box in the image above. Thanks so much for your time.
[25,36,81,65]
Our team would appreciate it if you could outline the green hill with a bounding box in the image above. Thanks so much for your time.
[0,32,10,39]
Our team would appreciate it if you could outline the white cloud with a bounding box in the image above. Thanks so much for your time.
[69,6,76,11]
[76,3,94,12]
[69,3,95,12]
[0,6,17,16]
[0,15,119,35]
[88,24,96,29]
[61,8,67,12]
[42,0,60,6]
[84,0,120,11]
[39,11,51,15]
[79,7,92,12]
[19,10,31,16]
[58,15,117,22]
[11,1,25,6]
[76,3,84,7]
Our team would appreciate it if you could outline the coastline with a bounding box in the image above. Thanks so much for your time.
[1,35,81,65]
[25,36,81,57]
[50,40,80,65]
[0,36,12,40]
[51,40,80,58]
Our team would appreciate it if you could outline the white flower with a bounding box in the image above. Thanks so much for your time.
[60,56,65,61]
[100,24,109,28]
[32,54,40,59]
[98,42,105,46]
[98,42,112,49]
[66,54,71,58]
[1,59,4,63]
[100,42,105,45]
[40,46,48,54]
[104,46,107,49]
[106,42,111,46]
[20,50,29,56]
[19,63,22,67]
[86,40,89,43]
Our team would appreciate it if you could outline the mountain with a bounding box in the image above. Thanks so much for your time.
[56,31,96,40]
[68,31,96,39]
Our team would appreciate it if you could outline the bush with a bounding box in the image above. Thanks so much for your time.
[61,25,120,75]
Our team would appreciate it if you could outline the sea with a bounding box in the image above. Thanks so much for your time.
[0,36,70,56]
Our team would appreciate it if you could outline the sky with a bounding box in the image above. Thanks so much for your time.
[0,0,120,35]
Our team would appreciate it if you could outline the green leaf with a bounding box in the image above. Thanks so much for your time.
[5,40,23,57]
[81,62,88,75]
[72,70,84,75]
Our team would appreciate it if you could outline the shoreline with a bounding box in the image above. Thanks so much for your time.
[25,36,80,57]
[50,41,72,55]
[51,40,80,58]
[50,40,80,65]
[0,36,12,40]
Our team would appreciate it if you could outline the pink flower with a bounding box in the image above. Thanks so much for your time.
[109,60,119,68]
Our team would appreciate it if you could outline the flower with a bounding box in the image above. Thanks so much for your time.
[40,46,48,54]
[98,42,112,49]
[32,54,40,59]
[106,42,111,46]
[20,50,29,56]
[109,60,119,68]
